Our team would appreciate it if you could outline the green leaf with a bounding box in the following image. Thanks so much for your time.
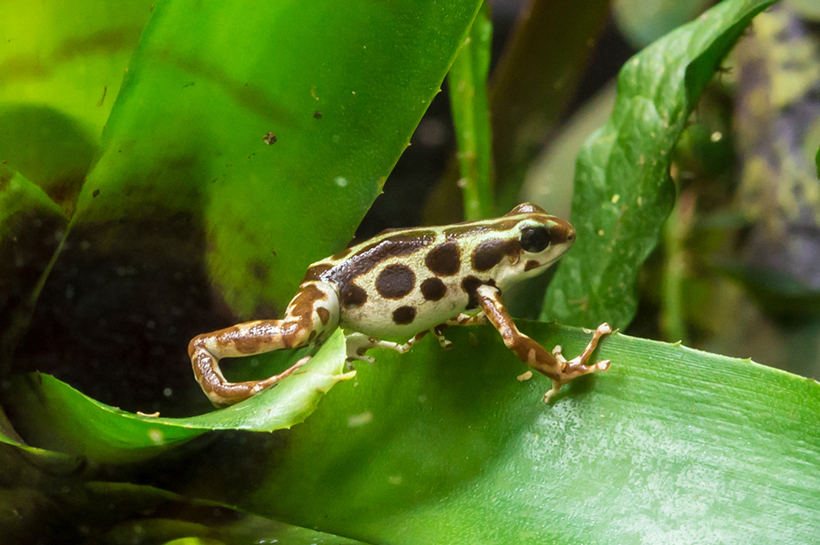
[0,2,153,211]
[81,482,369,545]
[0,165,67,369]
[224,323,820,544]
[448,2,494,220]
[5,330,350,464]
[71,0,484,318]
[543,0,776,329]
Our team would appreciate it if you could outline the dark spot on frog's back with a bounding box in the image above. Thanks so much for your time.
[331,247,352,261]
[392,306,416,325]
[443,219,520,238]
[316,307,330,325]
[376,264,415,299]
[420,277,447,301]
[425,242,461,276]
[340,283,367,308]
[472,239,521,272]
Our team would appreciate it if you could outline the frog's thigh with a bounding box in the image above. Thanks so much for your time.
[189,281,339,407]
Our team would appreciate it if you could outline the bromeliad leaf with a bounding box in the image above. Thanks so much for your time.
[5,331,350,465]
[543,0,776,329]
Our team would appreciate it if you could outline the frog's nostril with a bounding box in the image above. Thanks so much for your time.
[567,231,576,242]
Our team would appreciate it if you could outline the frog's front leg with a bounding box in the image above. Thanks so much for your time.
[474,284,611,402]
[189,281,340,407]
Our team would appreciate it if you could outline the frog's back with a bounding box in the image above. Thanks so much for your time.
[299,213,543,339]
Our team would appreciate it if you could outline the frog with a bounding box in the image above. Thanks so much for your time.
[189,203,612,407]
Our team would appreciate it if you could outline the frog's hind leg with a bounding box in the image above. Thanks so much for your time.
[189,281,340,407]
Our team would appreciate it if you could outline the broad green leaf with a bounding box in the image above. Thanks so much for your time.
[543,0,776,329]
[72,0,484,318]
[16,0,483,413]
[0,1,153,211]
[449,2,493,220]
[0,165,67,370]
[5,331,349,464]
[223,323,820,544]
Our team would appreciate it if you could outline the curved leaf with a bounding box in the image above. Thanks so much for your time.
[227,322,820,544]
[16,0,483,412]
[543,0,776,329]
[6,330,350,464]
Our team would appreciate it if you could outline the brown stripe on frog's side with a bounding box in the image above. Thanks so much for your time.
[392,305,417,325]
[420,277,447,301]
[302,263,333,283]
[442,218,521,239]
[376,263,416,299]
[425,241,461,276]
[331,247,353,261]
[472,238,522,272]
[327,231,435,307]
[524,260,541,271]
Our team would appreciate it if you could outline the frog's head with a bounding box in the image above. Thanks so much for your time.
[489,203,576,289]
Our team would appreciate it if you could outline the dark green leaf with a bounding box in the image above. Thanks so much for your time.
[0,165,67,370]
[543,0,776,329]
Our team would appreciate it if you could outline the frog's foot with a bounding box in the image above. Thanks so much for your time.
[345,328,443,363]
[430,326,453,350]
[253,356,311,393]
[542,323,613,403]
[192,352,311,408]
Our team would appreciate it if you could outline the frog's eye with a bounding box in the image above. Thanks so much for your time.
[520,226,550,253]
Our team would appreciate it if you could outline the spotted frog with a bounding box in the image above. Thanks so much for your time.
[189,203,612,407]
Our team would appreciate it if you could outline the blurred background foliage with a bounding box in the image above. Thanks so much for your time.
[2,0,820,543]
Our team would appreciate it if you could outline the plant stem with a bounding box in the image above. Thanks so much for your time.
[448,1,493,220]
